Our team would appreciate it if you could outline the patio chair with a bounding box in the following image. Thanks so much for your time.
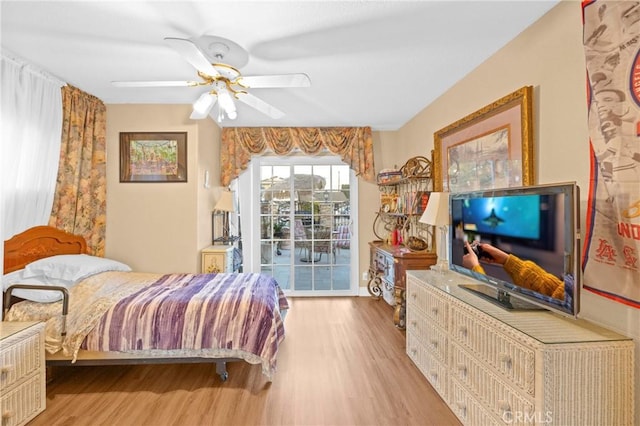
[310,227,336,262]
[294,219,312,259]
[334,224,350,250]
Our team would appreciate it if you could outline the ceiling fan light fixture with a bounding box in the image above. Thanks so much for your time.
[216,83,237,120]
[116,36,310,121]
[192,91,216,117]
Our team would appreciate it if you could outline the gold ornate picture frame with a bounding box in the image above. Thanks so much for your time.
[120,132,187,182]
[433,86,534,192]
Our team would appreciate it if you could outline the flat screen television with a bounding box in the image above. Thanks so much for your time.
[448,182,581,317]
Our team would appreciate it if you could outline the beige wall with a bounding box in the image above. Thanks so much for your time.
[105,104,220,273]
[357,131,386,288]
[394,1,639,419]
[401,0,590,189]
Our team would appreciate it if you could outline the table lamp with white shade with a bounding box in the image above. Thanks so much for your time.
[419,192,450,272]
[213,189,237,244]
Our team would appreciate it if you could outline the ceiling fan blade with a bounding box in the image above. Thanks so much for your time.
[112,80,196,87]
[190,92,217,120]
[236,92,285,119]
[240,73,311,88]
[164,37,221,77]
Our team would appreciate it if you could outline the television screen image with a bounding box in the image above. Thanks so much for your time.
[461,194,542,240]
[448,182,581,317]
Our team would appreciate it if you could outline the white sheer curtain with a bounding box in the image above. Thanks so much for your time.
[1,53,65,242]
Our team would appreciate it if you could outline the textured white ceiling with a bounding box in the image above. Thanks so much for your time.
[1,1,559,130]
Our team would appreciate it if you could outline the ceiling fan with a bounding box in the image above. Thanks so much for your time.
[112,35,311,122]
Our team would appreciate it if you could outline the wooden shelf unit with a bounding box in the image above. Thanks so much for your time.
[368,156,438,328]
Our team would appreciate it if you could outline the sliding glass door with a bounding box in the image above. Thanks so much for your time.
[257,158,356,295]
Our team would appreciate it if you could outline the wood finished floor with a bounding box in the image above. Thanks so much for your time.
[31,297,461,426]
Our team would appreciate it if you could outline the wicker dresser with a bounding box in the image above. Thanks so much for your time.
[0,322,46,426]
[406,270,635,425]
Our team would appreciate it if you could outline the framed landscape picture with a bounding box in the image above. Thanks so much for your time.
[433,86,534,192]
[120,132,187,182]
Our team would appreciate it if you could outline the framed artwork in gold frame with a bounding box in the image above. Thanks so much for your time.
[433,86,534,192]
[120,132,187,182]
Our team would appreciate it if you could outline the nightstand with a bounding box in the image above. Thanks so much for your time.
[201,245,237,273]
[1,321,46,426]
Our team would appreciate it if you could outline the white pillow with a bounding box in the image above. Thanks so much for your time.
[23,254,132,282]
[2,269,74,303]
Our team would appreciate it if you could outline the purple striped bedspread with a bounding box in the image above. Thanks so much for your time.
[81,272,289,378]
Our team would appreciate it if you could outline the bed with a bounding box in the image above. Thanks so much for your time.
[2,226,288,382]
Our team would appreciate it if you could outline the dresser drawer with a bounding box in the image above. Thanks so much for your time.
[0,322,45,426]
[449,377,499,426]
[0,327,44,391]
[0,374,45,426]
[202,252,226,273]
[406,299,428,339]
[374,251,394,283]
[406,309,448,364]
[451,341,534,422]
[407,279,448,329]
[450,303,536,396]
[406,331,448,399]
[406,278,427,311]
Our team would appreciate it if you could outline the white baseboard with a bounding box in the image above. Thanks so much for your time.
[358,286,371,297]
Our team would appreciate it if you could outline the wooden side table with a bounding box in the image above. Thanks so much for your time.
[201,245,237,273]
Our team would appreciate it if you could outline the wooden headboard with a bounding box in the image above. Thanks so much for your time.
[3,226,87,274]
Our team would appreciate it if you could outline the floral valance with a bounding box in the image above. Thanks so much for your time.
[220,127,375,186]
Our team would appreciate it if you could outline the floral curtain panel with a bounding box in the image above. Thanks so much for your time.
[49,85,107,256]
[220,127,375,186]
